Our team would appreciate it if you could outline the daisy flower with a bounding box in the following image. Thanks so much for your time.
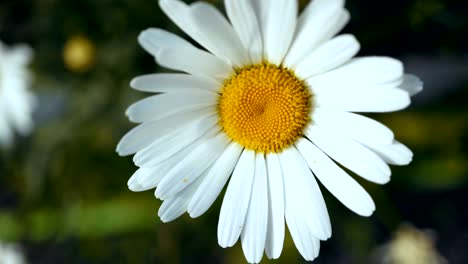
[117,0,423,262]
[0,40,35,148]
[0,242,26,264]
[378,224,447,264]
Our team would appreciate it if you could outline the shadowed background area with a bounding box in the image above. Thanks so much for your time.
[0,0,467,263]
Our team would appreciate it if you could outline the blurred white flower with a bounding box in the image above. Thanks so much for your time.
[0,40,36,147]
[376,224,447,264]
[0,242,26,264]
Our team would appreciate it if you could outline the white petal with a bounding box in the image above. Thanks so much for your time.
[365,140,413,166]
[138,27,232,77]
[190,2,249,67]
[126,91,218,123]
[294,34,360,79]
[279,148,322,260]
[312,108,394,145]
[155,132,230,200]
[306,125,391,184]
[158,176,204,223]
[158,196,188,223]
[315,88,411,113]
[308,57,404,93]
[284,0,346,67]
[130,74,221,93]
[116,108,214,156]
[224,0,263,64]
[258,0,297,65]
[133,115,218,167]
[128,137,200,192]
[295,138,376,217]
[128,167,159,192]
[188,142,243,218]
[138,28,193,58]
[279,147,331,241]
[218,149,256,248]
[264,153,285,259]
[319,9,350,49]
[159,0,246,66]
[287,220,321,261]
[127,165,168,192]
[241,154,268,264]
[158,0,208,49]
[157,46,233,79]
[399,74,423,96]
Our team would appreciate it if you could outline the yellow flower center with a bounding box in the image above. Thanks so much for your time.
[218,64,312,153]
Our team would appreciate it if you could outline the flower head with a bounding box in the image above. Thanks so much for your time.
[0,242,26,264]
[377,224,447,264]
[0,40,36,148]
[117,0,423,262]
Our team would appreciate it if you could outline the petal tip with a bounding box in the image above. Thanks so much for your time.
[115,143,129,157]
[129,77,140,90]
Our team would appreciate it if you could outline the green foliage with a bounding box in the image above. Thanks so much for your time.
[0,0,467,263]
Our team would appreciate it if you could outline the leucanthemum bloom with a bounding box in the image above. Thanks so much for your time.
[0,40,35,148]
[117,0,423,262]
[0,242,26,264]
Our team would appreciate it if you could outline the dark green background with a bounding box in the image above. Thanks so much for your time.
[1,0,467,263]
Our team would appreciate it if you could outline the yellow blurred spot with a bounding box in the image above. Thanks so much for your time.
[63,36,96,73]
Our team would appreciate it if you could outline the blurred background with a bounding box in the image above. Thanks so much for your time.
[0,0,467,263]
